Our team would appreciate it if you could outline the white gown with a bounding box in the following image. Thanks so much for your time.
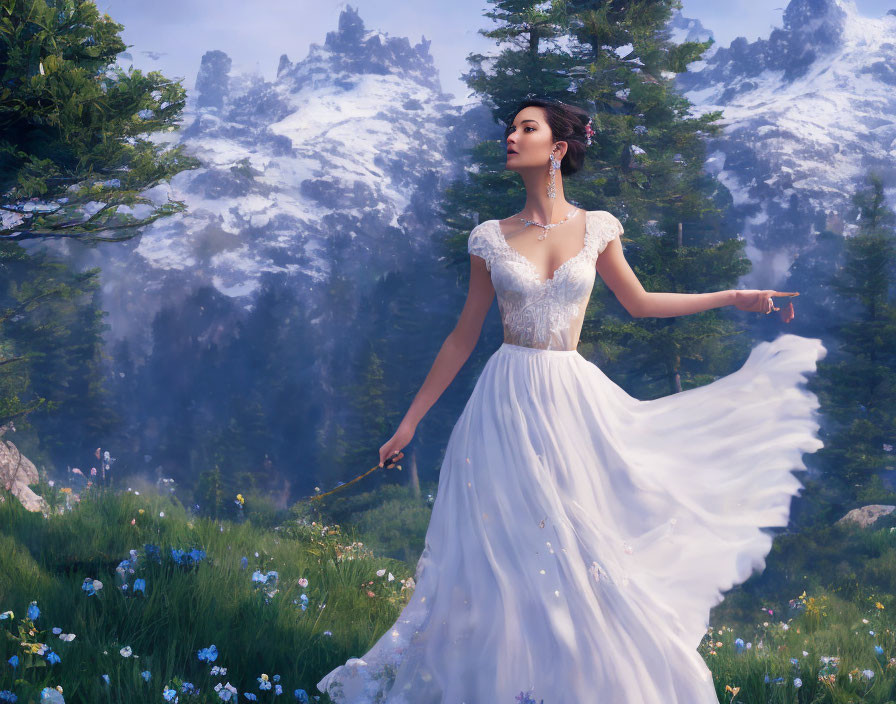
[317,210,826,703]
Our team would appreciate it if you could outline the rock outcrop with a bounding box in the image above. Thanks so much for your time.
[0,423,48,513]
[836,504,896,528]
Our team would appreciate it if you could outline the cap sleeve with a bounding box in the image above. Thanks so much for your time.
[597,211,624,255]
[467,221,495,271]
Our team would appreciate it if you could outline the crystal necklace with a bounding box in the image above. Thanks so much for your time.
[518,207,580,241]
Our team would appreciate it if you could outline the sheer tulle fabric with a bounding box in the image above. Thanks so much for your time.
[317,333,826,703]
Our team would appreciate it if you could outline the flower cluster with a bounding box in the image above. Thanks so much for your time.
[584,117,595,146]
[171,547,207,567]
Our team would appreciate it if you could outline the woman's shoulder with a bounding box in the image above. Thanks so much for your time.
[468,220,499,265]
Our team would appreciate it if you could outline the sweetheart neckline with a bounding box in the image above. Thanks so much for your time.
[491,210,592,286]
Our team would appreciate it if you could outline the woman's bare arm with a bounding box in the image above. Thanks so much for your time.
[595,237,797,318]
[595,237,734,318]
[378,253,495,466]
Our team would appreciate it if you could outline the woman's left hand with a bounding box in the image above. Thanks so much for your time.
[733,290,799,322]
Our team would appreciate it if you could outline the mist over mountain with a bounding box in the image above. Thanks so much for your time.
[674,0,896,285]
[36,0,896,351]
[42,5,496,355]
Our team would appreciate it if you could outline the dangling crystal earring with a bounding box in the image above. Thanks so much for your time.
[547,149,560,200]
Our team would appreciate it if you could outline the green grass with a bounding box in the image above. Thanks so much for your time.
[1,482,895,703]
[0,484,415,703]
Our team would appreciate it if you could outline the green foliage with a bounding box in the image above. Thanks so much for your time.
[239,488,290,532]
[0,0,205,478]
[0,484,416,702]
[0,239,117,464]
[303,481,436,564]
[340,345,390,472]
[803,172,896,511]
[0,0,201,242]
[195,465,226,521]
[722,509,896,621]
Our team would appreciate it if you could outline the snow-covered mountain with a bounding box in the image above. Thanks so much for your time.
[45,5,495,352]
[674,0,896,286]
[30,0,896,337]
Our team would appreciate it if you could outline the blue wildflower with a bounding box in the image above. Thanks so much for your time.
[875,645,884,656]
[101,674,109,685]
[514,692,542,704]
[133,578,146,594]
[241,557,248,570]
[45,651,60,665]
[81,578,97,596]
[293,690,308,703]
[172,547,207,566]
[144,544,162,563]
[27,602,39,621]
[0,690,17,702]
[198,644,218,662]
[275,684,282,695]
[181,683,195,694]
[115,558,134,577]
[38,688,63,703]
[7,655,18,669]
[244,695,257,701]
[273,675,280,683]
[141,671,151,682]
[162,687,177,701]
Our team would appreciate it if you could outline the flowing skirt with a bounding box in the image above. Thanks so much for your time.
[317,333,826,703]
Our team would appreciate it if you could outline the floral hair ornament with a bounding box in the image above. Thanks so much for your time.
[584,117,595,146]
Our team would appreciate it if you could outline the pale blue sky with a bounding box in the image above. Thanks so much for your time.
[97,0,893,105]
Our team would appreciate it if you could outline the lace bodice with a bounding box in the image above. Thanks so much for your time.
[468,210,623,350]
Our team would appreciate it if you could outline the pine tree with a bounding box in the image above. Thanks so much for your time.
[800,172,896,520]
[341,343,391,479]
[0,0,201,481]
[196,464,226,520]
[0,242,117,466]
[0,0,200,242]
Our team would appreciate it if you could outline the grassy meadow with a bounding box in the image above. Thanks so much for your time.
[1,479,895,703]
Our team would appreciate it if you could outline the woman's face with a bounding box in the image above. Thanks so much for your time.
[504,106,561,172]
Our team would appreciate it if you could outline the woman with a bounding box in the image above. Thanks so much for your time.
[317,98,825,703]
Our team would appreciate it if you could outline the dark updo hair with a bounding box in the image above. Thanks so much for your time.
[503,98,591,176]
